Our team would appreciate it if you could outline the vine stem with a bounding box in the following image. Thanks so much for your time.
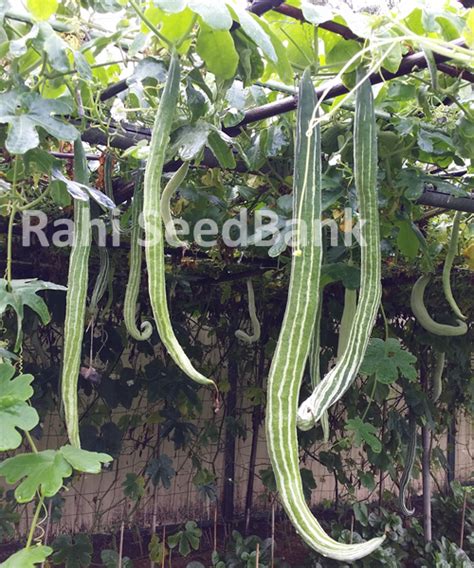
[6,203,17,285]
[26,493,45,548]
[129,0,172,48]
[24,430,39,454]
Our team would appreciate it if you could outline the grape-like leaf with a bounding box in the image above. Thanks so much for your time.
[0,446,112,502]
[0,362,39,451]
[0,90,78,154]
[360,338,417,384]
[346,417,382,453]
[51,534,92,568]
[0,278,66,351]
[0,545,52,567]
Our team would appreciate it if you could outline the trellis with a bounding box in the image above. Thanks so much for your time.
[69,0,474,213]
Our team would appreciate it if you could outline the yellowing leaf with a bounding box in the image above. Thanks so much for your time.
[463,9,474,48]
[26,0,58,21]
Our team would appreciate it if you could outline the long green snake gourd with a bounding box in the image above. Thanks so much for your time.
[124,174,153,341]
[410,275,468,336]
[61,140,92,448]
[399,414,417,517]
[235,279,261,344]
[143,52,215,389]
[265,69,384,561]
[309,297,330,442]
[442,211,466,321]
[160,162,190,248]
[297,69,382,433]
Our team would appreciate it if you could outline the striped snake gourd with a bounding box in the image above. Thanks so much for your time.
[143,52,215,389]
[297,68,382,432]
[410,275,468,336]
[442,211,466,321]
[309,297,329,442]
[399,414,417,517]
[161,162,190,248]
[235,279,261,344]
[265,69,384,561]
[61,140,92,447]
[124,173,153,341]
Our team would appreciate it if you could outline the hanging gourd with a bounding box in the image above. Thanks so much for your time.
[235,279,261,344]
[142,51,215,389]
[124,173,153,341]
[297,67,382,433]
[61,140,92,448]
[265,68,384,561]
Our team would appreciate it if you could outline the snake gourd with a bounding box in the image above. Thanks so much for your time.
[410,275,468,336]
[399,414,417,517]
[235,279,261,344]
[61,140,91,448]
[442,211,466,321]
[309,298,329,442]
[124,173,153,341]
[143,52,215,389]
[297,69,382,432]
[160,162,190,248]
[337,287,358,360]
[265,69,384,561]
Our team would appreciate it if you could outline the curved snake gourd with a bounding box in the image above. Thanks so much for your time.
[442,211,466,321]
[235,279,261,344]
[124,174,153,341]
[410,275,468,336]
[432,351,445,403]
[143,52,215,389]
[297,69,382,432]
[337,287,358,360]
[61,140,92,448]
[160,162,190,248]
[265,69,384,561]
[399,414,417,517]
[88,246,109,321]
[309,298,329,442]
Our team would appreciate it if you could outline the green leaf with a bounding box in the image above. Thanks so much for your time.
[0,545,52,567]
[360,338,418,384]
[0,363,39,451]
[122,472,145,501]
[231,5,277,62]
[168,521,202,557]
[26,0,58,21]
[207,130,236,169]
[301,2,333,25]
[100,549,132,568]
[196,25,238,80]
[0,451,72,502]
[44,32,70,73]
[346,417,382,453]
[189,0,232,30]
[154,0,187,13]
[326,39,361,72]
[59,445,112,473]
[464,9,474,48]
[0,278,66,350]
[171,121,211,160]
[397,221,420,259]
[149,534,167,564]
[146,454,175,488]
[51,534,92,568]
[0,446,111,502]
[0,91,78,154]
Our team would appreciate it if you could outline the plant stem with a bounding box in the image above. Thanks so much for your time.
[26,493,45,548]
[129,0,172,48]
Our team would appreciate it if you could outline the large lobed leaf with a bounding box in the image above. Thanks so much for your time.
[0,362,39,451]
